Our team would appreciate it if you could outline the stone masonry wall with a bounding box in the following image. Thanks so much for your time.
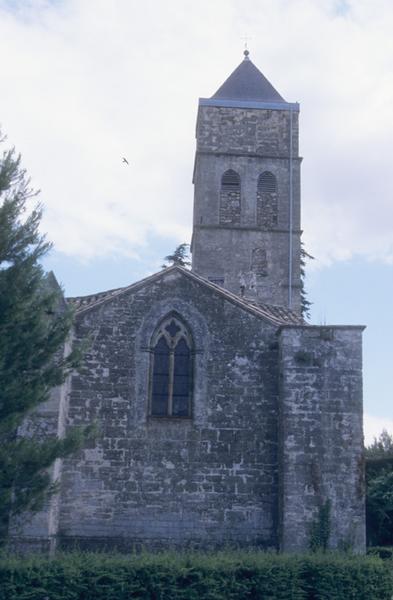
[257,189,278,228]
[57,270,280,551]
[219,188,241,225]
[278,326,365,552]
[196,106,299,157]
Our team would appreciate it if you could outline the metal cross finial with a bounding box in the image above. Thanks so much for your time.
[241,34,252,58]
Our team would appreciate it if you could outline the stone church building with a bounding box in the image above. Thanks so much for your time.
[13,52,365,553]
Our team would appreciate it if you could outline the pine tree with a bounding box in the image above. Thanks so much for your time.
[162,243,191,269]
[0,136,90,544]
[300,242,314,320]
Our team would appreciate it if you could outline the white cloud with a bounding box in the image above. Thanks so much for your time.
[0,0,392,264]
[364,413,393,446]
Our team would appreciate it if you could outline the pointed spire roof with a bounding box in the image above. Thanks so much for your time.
[211,50,286,104]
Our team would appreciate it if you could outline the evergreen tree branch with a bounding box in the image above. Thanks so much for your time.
[0,132,92,545]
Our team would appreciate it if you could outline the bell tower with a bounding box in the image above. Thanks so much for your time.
[191,51,302,312]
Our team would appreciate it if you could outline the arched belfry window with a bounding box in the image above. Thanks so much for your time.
[220,169,241,225]
[257,171,278,228]
[150,315,193,418]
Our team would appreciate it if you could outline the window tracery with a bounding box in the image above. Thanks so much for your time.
[150,316,193,417]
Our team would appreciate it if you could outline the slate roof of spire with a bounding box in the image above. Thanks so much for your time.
[212,53,286,103]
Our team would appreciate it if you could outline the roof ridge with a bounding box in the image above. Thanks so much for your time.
[67,286,125,308]
[70,265,303,326]
[72,266,179,315]
[180,269,295,325]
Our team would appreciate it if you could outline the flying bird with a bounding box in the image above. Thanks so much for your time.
[122,157,129,165]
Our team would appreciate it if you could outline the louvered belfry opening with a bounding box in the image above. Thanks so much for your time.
[257,171,278,228]
[220,169,241,225]
[150,315,193,418]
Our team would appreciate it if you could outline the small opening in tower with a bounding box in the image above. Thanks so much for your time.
[221,169,240,189]
[258,171,277,194]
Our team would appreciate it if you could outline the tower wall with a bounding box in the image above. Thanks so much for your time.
[192,104,302,311]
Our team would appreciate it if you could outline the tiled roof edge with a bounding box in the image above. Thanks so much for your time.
[70,265,303,326]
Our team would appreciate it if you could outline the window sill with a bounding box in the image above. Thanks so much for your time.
[148,415,193,422]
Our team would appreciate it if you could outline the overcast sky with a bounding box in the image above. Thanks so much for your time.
[0,0,392,443]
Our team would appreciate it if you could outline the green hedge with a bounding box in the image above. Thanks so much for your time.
[0,552,391,600]
[367,546,393,560]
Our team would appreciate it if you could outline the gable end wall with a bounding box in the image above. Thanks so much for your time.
[57,272,281,551]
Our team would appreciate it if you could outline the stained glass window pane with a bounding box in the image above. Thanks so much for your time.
[152,395,168,416]
[172,338,190,416]
[151,336,170,416]
[172,396,189,417]
[174,353,189,375]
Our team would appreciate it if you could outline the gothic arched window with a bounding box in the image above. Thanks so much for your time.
[220,169,241,225]
[257,171,278,228]
[150,315,193,418]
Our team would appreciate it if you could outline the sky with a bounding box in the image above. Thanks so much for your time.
[0,0,392,443]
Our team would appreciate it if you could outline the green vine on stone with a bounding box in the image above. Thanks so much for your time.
[309,499,331,552]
